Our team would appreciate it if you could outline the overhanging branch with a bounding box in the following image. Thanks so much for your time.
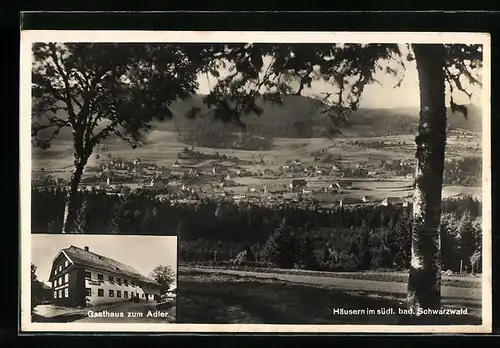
[295,66,314,96]
[48,44,83,113]
[112,128,144,148]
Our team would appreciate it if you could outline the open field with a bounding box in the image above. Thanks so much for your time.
[181,267,482,300]
[33,131,481,171]
[178,264,482,289]
[177,269,481,324]
[32,129,481,202]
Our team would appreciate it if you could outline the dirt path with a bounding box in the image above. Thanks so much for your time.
[181,267,482,301]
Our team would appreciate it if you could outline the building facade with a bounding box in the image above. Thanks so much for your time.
[339,197,364,207]
[48,245,163,308]
[381,197,409,207]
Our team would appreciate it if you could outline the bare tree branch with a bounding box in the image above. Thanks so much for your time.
[295,66,314,96]
[47,44,83,112]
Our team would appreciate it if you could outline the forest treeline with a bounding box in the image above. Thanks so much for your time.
[32,189,482,273]
[177,120,274,151]
[173,112,414,148]
[383,156,481,187]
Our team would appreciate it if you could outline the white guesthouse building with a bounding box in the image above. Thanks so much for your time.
[48,245,163,308]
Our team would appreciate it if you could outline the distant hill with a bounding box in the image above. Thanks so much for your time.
[32,94,483,145]
[347,103,482,135]
[163,94,482,136]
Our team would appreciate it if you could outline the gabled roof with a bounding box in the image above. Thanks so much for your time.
[384,196,405,203]
[340,197,363,204]
[55,245,160,286]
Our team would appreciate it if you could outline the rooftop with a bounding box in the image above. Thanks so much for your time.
[384,197,406,203]
[340,197,364,204]
[57,245,160,286]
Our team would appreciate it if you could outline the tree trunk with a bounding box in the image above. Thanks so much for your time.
[62,161,85,233]
[407,44,447,315]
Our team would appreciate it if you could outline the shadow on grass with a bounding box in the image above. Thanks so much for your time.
[177,273,481,325]
[180,267,481,289]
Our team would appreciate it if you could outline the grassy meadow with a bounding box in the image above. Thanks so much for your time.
[177,269,482,325]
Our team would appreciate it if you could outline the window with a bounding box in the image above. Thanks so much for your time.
[64,260,69,267]
[58,277,62,286]
[64,273,69,283]
[58,265,62,272]
[85,271,91,279]
[124,291,128,299]
[53,281,56,288]
[97,274,104,281]
[117,278,121,285]
[109,276,114,283]
[97,289,104,297]
[53,291,57,298]
[123,279,128,286]
[142,294,145,298]
[58,289,62,298]
[109,290,114,297]
[54,269,57,275]
[64,288,69,298]
[85,288,91,296]
[117,290,121,298]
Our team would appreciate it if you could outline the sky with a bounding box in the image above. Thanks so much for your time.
[195,47,482,109]
[34,42,482,110]
[31,235,177,283]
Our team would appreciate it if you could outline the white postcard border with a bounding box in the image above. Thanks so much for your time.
[19,30,492,334]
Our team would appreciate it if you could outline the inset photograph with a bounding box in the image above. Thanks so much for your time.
[29,234,177,324]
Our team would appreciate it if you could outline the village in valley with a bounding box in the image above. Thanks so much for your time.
[32,127,481,212]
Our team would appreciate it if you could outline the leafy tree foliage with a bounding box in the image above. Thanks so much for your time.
[260,218,299,269]
[73,197,89,234]
[389,214,412,270]
[149,265,176,293]
[33,189,482,274]
[32,43,208,232]
[31,264,44,311]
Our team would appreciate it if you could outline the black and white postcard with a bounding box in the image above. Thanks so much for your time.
[24,234,177,330]
[20,30,491,333]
